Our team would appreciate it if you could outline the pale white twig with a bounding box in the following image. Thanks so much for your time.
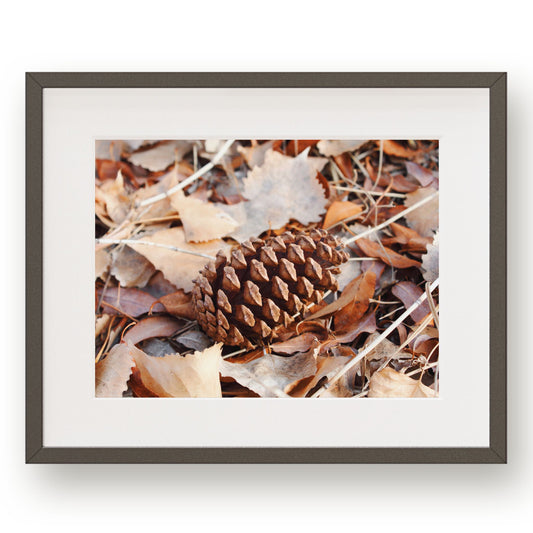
[96,238,216,260]
[138,139,235,207]
[343,190,438,245]
[310,278,440,398]
[334,185,406,199]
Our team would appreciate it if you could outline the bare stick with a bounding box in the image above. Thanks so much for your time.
[96,238,216,260]
[138,139,235,207]
[334,185,406,199]
[343,190,438,245]
[310,278,440,398]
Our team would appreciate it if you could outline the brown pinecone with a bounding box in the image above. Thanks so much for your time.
[192,229,349,349]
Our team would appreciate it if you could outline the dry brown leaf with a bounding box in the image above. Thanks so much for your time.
[392,281,431,323]
[110,245,156,288]
[381,140,421,160]
[336,259,362,291]
[323,201,363,229]
[133,167,182,219]
[95,343,135,398]
[128,141,192,172]
[333,271,377,333]
[405,161,435,187]
[95,248,111,280]
[404,186,439,237]
[98,286,165,317]
[222,148,328,241]
[356,238,421,269]
[238,140,275,168]
[306,270,376,322]
[130,341,223,398]
[270,333,321,355]
[363,333,411,363]
[220,349,318,398]
[170,190,238,242]
[99,170,131,224]
[158,290,196,320]
[317,140,366,157]
[368,367,436,398]
[421,231,439,283]
[128,227,229,292]
[122,316,183,345]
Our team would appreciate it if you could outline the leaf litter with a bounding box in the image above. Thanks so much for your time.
[95,139,439,398]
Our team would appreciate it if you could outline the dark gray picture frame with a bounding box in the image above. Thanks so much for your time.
[26,72,507,464]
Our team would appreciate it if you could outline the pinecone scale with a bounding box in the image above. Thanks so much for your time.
[192,229,349,348]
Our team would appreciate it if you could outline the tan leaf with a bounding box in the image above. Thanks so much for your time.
[421,231,439,283]
[128,140,192,172]
[133,168,182,219]
[237,140,275,168]
[323,201,363,229]
[317,140,366,157]
[170,190,238,242]
[368,367,436,398]
[95,343,135,398]
[222,148,328,241]
[128,227,229,292]
[158,290,196,320]
[220,349,318,398]
[363,333,411,362]
[335,259,362,291]
[404,186,439,237]
[110,245,155,287]
[95,248,111,280]
[130,341,223,398]
[270,333,321,355]
[99,170,131,223]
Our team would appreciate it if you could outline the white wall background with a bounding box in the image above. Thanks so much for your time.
[0,1,529,532]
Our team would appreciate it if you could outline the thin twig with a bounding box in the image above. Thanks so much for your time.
[138,139,235,207]
[343,190,438,245]
[334,185,406,199]
[96,238,216,260]
[310,278,440,398]
[425,281,440,330]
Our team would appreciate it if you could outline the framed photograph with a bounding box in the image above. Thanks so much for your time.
[26,72,506,463]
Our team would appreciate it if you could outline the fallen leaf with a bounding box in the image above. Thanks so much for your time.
[131,341,223,398]
[158,290,196,320]
[170,190,239,242]
[405,161,435,187]
[123,316,183,345]
[333,153,355,180]
[335,259,362,291]
[323,201,363,229]
[381,140,421,160]
[95,343,135,398]
[237,140,275,168]
[95,248,111,279]
[110,245,155,287]
[270,333,321,355]
[220,349,318,398]
[128,227,229,292]
[334,271,377,333]
[392,281,431,323]
[306,270,376,322]
[421,232,439,283]
[317,140,366,157]
[221,148,328,241]
[128,140,192,172]
[98,287,165,317]
[99,170,131,223]
[363,333,411,363]
[368,367,436,397]
[404,186,439,237]
[356,238,421,269]
[175,330,213,352]
[386,222,432,253]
